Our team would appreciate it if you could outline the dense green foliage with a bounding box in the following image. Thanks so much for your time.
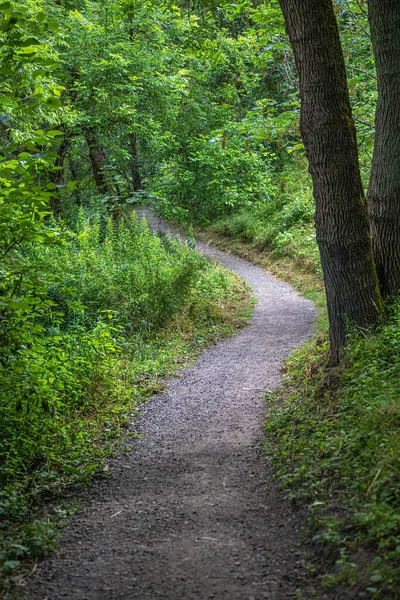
[0,0,399,597]
[208,159,320,274]
[265,307,400,598]
[0,212,253,591]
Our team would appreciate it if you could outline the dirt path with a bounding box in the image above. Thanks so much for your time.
[23,210,316,600]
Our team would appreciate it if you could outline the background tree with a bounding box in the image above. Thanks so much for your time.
[47,0,194,212]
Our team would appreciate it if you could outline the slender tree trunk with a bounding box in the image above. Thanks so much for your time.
[49,135,71,215]
[367,1,400,297]
[278,0,383,363]
[85,129,113,196]
[67,155,82,205]
[128,132,142,192]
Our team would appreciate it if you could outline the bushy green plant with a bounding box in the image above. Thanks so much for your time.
[35,211,205,333]
[208,158,321,274]
[0,209,253,592]
[265,303,400,597]
[155,122,276,223]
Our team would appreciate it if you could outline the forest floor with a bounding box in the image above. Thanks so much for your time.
[21,209,319,600]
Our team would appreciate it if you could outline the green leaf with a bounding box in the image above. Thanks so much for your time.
[46,97,62,108]
[47,130,64,138]
[18,37,40,47]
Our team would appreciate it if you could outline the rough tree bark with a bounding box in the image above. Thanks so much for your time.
[128,132,142,192]
[278,0,383,363]
[85,128,114,196]
[367,0,400,297]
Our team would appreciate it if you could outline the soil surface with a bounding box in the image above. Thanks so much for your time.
[23,209,316,600]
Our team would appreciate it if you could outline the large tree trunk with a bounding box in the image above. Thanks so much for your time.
[128,132,142,192]
[85,129,114,196]
[278,0,383,363]
[367,1,400,297]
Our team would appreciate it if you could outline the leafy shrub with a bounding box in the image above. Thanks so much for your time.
[34,211,205,333]
[0,210,253,592]
[265,303,400,597]
[154,128,275,223]
[207,159,321,274]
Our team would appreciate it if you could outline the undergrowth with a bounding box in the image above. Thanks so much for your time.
[0,212,254,595]
[189,160,327,329]
[265,308,400,599]
[207,161,321,278]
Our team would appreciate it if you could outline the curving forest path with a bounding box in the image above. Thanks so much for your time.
[24,209,316,600]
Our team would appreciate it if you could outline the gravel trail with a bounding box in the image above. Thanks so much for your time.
[24,209,316,600]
